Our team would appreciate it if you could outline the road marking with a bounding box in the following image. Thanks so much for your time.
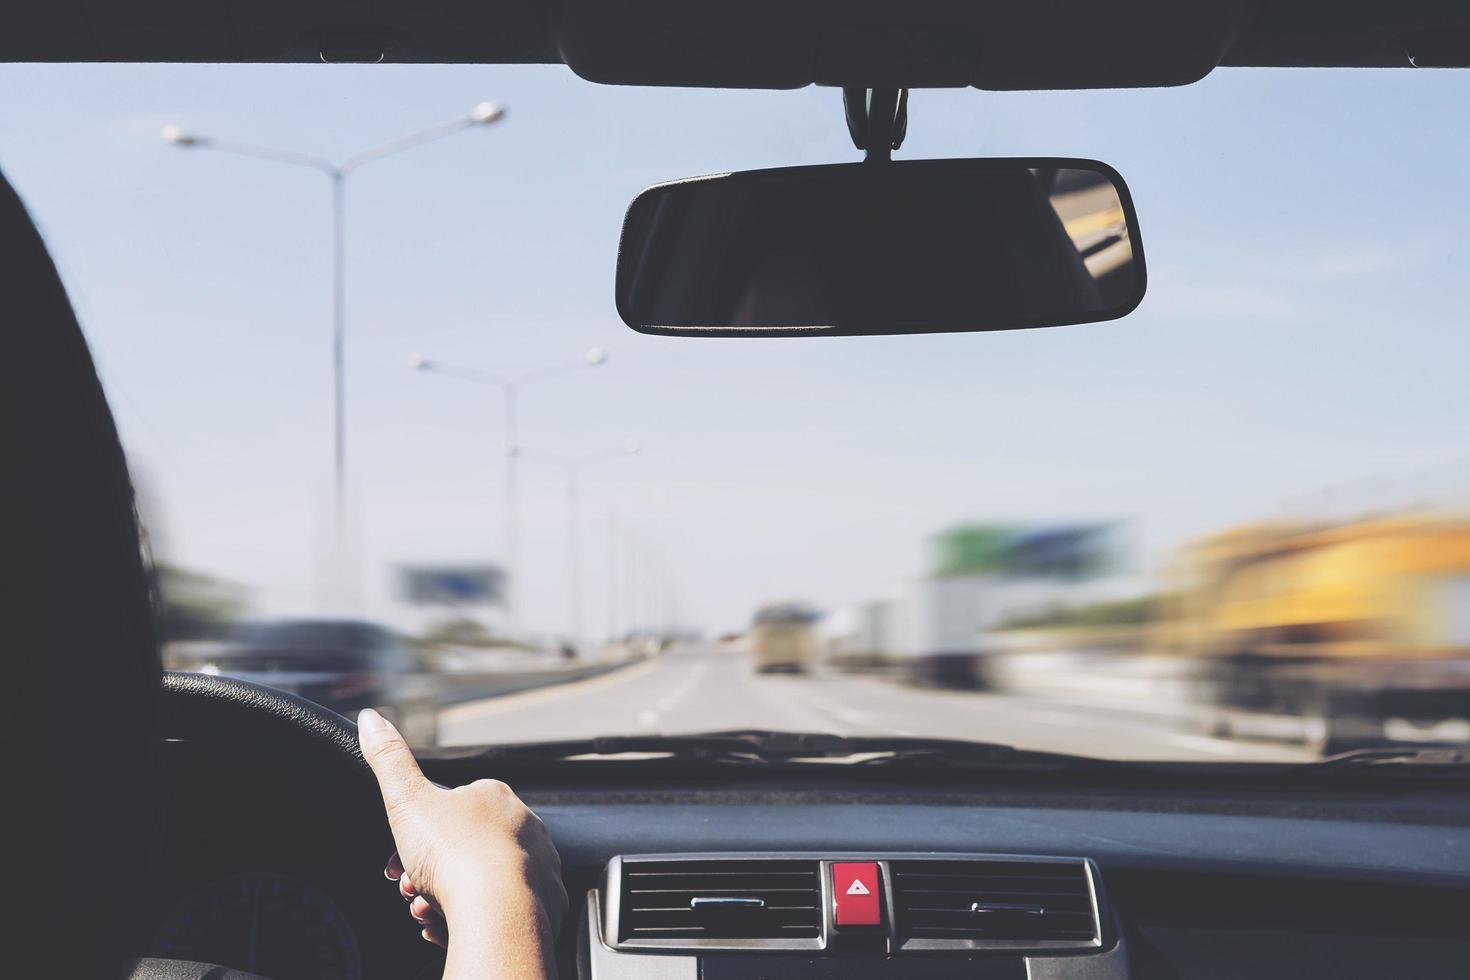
[655,661,710,713]
[1385,716,1470,743]
[1161,733,1254,757]
[766,680,919,736]
[808,673,1308,757]
[831,705,874,727]
[439,658,659,728]
[635,661,712,729]
[1021,704,1300,759]
[1021,708,1092,728]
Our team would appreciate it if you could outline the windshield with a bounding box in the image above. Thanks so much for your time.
[5,64,1466,761]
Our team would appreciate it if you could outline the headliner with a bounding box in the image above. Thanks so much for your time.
[1,1,1466,89]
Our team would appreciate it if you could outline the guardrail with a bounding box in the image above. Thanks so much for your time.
[432,661,635,706]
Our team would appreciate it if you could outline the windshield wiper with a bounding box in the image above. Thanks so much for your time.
[425,731,1470,782]
[1311,746,1469,769]
[452,730,1124,772]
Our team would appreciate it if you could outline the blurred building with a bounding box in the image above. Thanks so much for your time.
[823,523,1125,677]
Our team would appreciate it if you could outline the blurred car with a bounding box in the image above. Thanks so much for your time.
[171,618,439,744]
[751,602,821,674]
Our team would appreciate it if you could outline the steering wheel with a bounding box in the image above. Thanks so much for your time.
[126,672,375,980]
[157,670,369,769]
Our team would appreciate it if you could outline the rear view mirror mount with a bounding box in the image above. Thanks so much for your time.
[616,90,1146,338]
[843,86,909,164]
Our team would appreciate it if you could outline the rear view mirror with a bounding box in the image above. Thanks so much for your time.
[616,159,1144,337]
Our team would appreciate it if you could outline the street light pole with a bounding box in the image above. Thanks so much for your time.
[567,461,583,652]
[517,439,641,654]
[410,348,608,637]
[331,171,346,567]
[162,103,506,604]
[607,508,621,646]
[503,383,519,637]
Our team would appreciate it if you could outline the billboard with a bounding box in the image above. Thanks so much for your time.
[929,523,1116,580]
[397,564,506,607]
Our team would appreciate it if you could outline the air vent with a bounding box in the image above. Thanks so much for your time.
[891,858,1100,949]
[614,857,822,947]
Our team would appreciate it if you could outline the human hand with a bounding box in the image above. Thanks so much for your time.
[359,708,568,978]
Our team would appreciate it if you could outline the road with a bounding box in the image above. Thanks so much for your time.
[438,644,1313,762]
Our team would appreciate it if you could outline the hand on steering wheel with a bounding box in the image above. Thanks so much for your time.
[358,708,568,978]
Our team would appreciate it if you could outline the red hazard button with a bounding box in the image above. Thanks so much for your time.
[831,862,881,926]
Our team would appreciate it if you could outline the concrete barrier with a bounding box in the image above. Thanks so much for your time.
[431,660,639,707]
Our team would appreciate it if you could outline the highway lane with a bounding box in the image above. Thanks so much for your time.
[437,644,1314,762]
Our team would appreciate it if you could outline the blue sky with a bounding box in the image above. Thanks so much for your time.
[0,64,1465,635]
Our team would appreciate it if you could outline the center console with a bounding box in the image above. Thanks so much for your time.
[580,853,1129,979]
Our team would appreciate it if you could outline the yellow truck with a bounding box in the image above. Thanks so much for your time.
[1155,515,1470,752]
[751,603,821,674]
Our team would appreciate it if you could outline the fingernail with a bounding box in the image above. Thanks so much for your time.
[358,708,387,734]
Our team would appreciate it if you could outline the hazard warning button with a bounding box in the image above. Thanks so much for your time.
[831,862,881,926]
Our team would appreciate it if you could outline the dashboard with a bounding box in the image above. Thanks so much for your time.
[150,736,1470,979]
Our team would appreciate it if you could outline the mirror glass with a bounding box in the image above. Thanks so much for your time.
[616,159,1144,336]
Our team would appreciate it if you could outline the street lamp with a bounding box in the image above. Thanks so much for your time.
[163,103,506,604]
[409,349,609,635]
[518,439,641,654]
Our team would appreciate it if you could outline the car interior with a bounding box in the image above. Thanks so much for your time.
[8,2,1469,979]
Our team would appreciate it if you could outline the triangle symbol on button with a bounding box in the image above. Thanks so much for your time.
[845,879,870,896]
